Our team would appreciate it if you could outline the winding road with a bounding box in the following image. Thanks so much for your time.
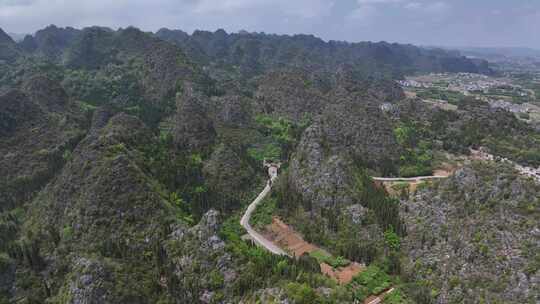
[240,165,289,256]
[240,167,452,256]
[240,164,405,303]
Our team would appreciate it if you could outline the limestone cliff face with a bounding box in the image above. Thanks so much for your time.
[289,92,400,210]
[401,163,540,304]
[55,209,234,304]
[0,28,21,63]
[210,94,254,128]
[22,76,69,112]
[253,68,403,211]
[165,209,237,303]
[203,143,256,210]
[289,122,355,209]
[173,83,216,153]
[28,112,161,252]
[14,110,235,303]
[254,70,328,123]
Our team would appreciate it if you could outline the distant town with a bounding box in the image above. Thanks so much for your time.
[398,72,540,124]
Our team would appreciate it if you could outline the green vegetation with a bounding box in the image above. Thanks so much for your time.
[247,143,281,163]
[354,169,406,235]
[445,100,540,167]
[285,282,320,304]
[417,88,466,105]
[219,217,342,301]
[251,114,309,162]
[309,250,350,268]
[394,123,433,177]
[383,289,407,304]
[477,87,534,104]
[250,197,277,229]
[1,24,536,304]
[384,229,401,252]
[141,131,217,221]
[352,265,392,301]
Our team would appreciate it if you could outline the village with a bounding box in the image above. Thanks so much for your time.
[398,72,540,124]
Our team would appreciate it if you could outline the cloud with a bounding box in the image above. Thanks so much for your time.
[357,0,403,4]
[192,0,334,19]
[403,1,450,14]
[0,0,537,48]
[348,5,378,21]
[424,1,450,13]
[404,2,422,10]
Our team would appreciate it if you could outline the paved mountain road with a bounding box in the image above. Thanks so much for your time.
[372,175,448,182]
[240,165,289,256]
[240,165,404,302]
[240,167,451,256]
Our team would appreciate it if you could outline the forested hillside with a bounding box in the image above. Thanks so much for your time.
[0,25,537,304]
[155,28,493,79]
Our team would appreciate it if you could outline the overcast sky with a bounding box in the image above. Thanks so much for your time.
[0,0,539,48]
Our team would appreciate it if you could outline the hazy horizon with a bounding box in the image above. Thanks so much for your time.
[1,0,539,49]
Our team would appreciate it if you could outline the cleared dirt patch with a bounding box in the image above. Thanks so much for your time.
[263,217,364,284]
[264,217,319,256]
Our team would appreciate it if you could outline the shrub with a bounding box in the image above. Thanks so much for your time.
[384,229,401,251]
[309,250,350,268]
[285,282,320,304]
[352,265,392,301]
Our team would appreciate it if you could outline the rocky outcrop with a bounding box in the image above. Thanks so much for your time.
[27,113,160,251]
[19,35,38,53]
[63,257,113,304]
[0,28,20,63]
[62,27,118,70]
[210,94,254,128]
[331,65,405,102]
[401,163,540,304]
[22,76,69,112]
[0,79,87,211]
[254,70,328,122]
[173,83,216,152]
[13,112,182,302]
[203,143,256,209]
[254,69,403,212]
[319,95,399,166]
[289,92,400,210]
[116,27,208,103]
[165,209,237,303]
[289,122,354,209]
[154,28,494,78]
[30,25,81,60]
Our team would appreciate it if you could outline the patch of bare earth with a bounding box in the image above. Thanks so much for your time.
[262,217,364,284]
[404,90,417,98]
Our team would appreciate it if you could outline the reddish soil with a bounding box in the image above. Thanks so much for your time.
[263,217,364,284]
[264,217,319,257]
[320,262,364,284]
